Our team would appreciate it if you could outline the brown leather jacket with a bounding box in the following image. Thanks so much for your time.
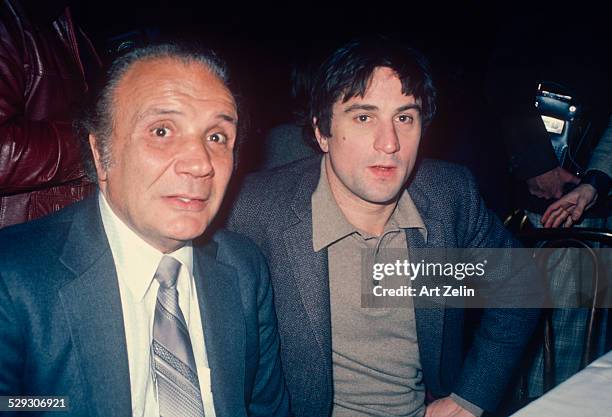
[0,0,101,228]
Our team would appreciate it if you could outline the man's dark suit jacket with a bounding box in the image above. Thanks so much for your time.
[0,196,290,417]
[228,155,540,417]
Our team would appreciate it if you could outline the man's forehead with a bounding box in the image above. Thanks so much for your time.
[337,66,417,106]
[114,57,237,115]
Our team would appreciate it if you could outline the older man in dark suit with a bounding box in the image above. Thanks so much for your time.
[0,44,289,417]
[228,37,539,417]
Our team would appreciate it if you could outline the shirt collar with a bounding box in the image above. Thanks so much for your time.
[312,158,357,252]
[98,192,194,301]
[311,157,428,251]
[394,186,428,242]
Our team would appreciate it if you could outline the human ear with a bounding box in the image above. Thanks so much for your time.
[313,117,329,153]
[88,134,108,182]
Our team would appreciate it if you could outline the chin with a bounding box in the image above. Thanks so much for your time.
[363,187,404,204]
[361,193,399,205]
[166,218,210,241]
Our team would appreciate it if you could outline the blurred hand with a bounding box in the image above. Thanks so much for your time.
[541,184,598,228]
[425,397,476,417]
[526,167,580,199]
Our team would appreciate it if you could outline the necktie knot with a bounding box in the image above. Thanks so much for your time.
[154,255,182,289]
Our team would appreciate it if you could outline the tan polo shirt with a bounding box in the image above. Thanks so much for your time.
[312,158,428,417]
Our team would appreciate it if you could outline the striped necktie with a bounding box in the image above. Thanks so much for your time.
[152,255,205,417]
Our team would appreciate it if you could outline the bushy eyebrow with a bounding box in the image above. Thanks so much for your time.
[396,104,422,113]
[344,104,378,113]
[343,103,422,114]
[218,113,237,125]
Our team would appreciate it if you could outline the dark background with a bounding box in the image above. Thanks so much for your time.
[64,1,610,216]
[72,1,502,140]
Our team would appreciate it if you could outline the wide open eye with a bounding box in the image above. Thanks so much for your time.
[152,126,171,137]
[208,132,227,144]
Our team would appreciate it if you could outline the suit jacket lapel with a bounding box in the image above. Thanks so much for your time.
[193,241,245,416]
[58,197,131,417]
[407,182,448,395]
[282,160,332,377]
[283,222,331,357]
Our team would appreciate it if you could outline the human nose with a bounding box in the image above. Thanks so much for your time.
[174,136,214,178]
[373,121,400,154]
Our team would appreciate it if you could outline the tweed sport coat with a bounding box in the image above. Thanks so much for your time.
[228,155,540,416]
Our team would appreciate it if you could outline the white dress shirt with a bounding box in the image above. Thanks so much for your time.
[98,192,216,417]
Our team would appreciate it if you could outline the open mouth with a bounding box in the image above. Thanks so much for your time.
[369,165,396,176]
[165,195,208,210]
[177,197,197,203]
